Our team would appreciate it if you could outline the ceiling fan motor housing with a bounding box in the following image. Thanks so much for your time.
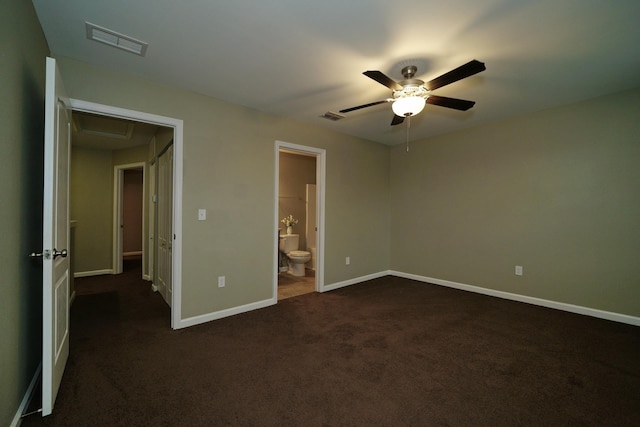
[393,81,429,100]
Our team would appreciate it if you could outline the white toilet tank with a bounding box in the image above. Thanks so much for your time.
[279,234,299,253]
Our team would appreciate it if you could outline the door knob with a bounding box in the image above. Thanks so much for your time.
[52,249,68,259]
[29,249,67,259]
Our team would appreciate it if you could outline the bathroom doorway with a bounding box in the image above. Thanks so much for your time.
[274,141,325,301]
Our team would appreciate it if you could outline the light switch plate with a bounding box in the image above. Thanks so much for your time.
[198,209,206,221]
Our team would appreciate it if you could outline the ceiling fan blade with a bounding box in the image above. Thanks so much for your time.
[363,71,403,91]
[426,95,476,111]
[391,115,405,126]
[425,60,486,91]
[339,100,389,114]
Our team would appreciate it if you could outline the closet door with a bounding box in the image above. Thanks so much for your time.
[157,144,173,306]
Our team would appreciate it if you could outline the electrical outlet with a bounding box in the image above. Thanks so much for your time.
[345,256,350,265]
[218,276,225,287]
[515,265,523,276]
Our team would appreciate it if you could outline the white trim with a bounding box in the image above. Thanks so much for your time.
[168,269,640,328]
[274,141,326,298]
[390,270,640,327]
[11,363,42,427]
[74,269,113,278]
[69,99,184,330]
[171,123,184,330]
[112,166,123,274]
[322,271,389,292]
[178,298,276,329]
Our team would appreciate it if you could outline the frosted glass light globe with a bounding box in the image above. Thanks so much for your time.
[392,96,426,117]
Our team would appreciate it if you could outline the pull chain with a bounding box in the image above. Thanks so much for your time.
[406,114,411,153]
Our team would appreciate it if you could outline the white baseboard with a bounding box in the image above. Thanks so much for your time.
[322,271,389,292]
[74,269,113,278]
[390,270,640,327]
[11,363,41,427]
[174,271,388,328]
[176,298,277,329]
[172,270,639,330]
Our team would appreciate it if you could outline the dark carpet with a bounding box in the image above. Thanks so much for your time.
[22,262,640,426]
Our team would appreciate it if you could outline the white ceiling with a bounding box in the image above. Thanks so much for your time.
[32,0,640,146]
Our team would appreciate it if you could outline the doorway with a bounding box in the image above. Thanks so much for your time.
[113,163,146,276]
[274,140,326,301]
[69,99,184,329]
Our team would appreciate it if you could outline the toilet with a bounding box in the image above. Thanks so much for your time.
[279,234,311,276]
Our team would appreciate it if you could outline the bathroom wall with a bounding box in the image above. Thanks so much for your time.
[278,151,316,252]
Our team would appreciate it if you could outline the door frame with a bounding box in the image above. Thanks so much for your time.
[112,162,146,276]
[70,99,184,329]
[274,140,326,298]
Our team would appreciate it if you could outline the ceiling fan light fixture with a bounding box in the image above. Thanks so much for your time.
[392,96,426,117]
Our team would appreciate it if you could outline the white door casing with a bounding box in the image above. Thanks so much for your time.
[274,140,326,299]
[42,57,71,416]
[68,99,183,329]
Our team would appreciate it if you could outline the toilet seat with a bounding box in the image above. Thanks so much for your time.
[289,250,310,257]
[288,250,311,261]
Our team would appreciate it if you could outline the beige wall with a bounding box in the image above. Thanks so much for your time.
[0,0,49,424]
[70,146,113,272]
[390,88,640,317]
[56,56,391,319]
[70,144,150,274]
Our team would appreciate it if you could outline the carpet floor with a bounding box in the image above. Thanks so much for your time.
[22,263,640,426]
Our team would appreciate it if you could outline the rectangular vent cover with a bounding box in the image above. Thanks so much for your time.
[321,111,345,121]
[86,22,148,56]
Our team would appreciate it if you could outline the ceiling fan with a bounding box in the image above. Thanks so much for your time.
[339,60,486,126]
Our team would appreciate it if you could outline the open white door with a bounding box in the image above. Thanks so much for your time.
[157,144,173,306]
[42,57,71,416]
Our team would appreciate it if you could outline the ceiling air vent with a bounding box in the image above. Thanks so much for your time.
[85,22,148,56]
[321,111,345,121]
